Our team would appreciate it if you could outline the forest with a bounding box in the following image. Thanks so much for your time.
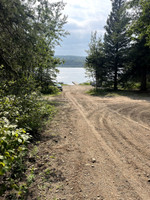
[85,0,150,91]
[0,0,150,198]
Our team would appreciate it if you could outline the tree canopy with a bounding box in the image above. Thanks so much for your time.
[0,0,68,94]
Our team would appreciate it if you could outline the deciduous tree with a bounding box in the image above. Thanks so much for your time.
[0,0,68,94]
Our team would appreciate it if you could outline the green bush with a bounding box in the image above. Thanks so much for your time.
[41,85,60,94]
[79,82,90,85]
[0,92,55,135]
[0,76,56,197]
[0,92,55,197]
[0,118,31,176]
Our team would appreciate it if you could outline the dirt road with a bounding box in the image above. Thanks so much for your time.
[29,85,150,200]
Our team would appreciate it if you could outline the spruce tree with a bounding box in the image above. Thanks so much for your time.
[104,0,130,90]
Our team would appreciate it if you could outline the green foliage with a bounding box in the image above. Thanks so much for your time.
[121,37,150,91]
[41,85,60,94]
[87,88,120,97]
[129,0,150,47]
[121,81,141,90]
[0,92,55,135]
[0,0,66,197]
[79,82,91,85]
[87,88,140,97]
[0,118,31,176]
[126,0,150,91]
[85,0,150,92]
[27,167,35,186]
[104,0,130,90]
[0,0,68,91]
[85,32,106,88]
[0,92,55,197]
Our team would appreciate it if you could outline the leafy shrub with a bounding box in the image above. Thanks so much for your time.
[0,77,56,197]
[0,117,31,176]
[79,82,90,85]
[41,85,60,94]
[0,92,55,136]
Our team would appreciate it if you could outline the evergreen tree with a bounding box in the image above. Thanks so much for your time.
[126,0,150,91]
[104,0,130,90]
[85,32,106,88]
[128,0,150,46]
[130,38,150,91]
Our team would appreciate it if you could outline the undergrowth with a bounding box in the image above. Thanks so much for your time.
[0,91,56,199]
[87,88,150,98]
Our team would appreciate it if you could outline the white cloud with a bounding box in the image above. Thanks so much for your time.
[55,0,112,56]
[64,0,111,20]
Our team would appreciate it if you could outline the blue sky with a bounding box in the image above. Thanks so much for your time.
[55,0,112,57]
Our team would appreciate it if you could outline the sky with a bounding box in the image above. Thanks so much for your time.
[55,0,112,57]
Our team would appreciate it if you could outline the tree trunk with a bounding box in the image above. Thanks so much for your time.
[114,65,118,91]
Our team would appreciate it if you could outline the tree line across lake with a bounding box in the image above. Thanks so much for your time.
[57,55,86,68]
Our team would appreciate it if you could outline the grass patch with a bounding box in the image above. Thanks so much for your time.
[87,88,121,97]
[61,83,68,86]
[87,88,150,98]
[42,92,61,98]
[79,82,91,86]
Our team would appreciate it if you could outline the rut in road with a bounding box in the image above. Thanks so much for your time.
[64,85,150,200]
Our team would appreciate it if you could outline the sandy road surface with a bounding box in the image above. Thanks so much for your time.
[28,85,150,200]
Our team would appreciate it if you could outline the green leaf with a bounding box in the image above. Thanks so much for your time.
[0,155,4,160]
[18,138,22,143]
[0,169,4,175]
[0,162,5,167]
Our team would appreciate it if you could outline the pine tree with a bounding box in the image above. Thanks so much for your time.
[104,0,130,90]
[85,32,106,88]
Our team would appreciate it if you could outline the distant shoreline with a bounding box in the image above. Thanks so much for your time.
[58,66,84,68]
[56,55,85,68]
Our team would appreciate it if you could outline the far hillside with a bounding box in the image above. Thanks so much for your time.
[57,55,86,68]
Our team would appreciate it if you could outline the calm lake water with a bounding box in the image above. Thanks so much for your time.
[57,67,91,85]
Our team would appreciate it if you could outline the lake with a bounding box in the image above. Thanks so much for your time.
[57,67,91,85]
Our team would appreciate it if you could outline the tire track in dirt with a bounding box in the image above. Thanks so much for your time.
[128,106,150,127]
[67,88,150,159]
[73,89,150,132]
[101,110,150,154]
[108,103,150,129]
[73,92,150,150]
[73,94,150,150]
[63,93,122,199]
[92,110,150,163]
[100,112,150,178]
[64,86,150,200]
[71,91,150,183]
